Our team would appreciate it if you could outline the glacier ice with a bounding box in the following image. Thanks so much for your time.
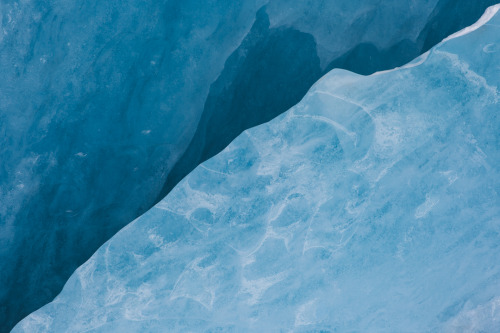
[3,0,497,329]
[13,4,500,332]
[159,0,500,197]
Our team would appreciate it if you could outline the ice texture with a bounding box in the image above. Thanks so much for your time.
[13,5,500,332]
[3,0,497,329]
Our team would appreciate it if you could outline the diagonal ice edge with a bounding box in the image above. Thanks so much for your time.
[442,3,500,42]
[13,5,500,333]
[373,3,500,77]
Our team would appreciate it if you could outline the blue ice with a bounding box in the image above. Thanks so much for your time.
[4,0,497,328]
[13,5,500,332]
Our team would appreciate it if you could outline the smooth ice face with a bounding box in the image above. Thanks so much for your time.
[3,0,497,328]
[14,5,500,332]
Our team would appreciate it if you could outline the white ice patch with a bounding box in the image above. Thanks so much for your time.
[444,297,500,333]
[443,4,500,43]
[415,194,439,219]
[294,299,317,326]
[240,271,287,305]
[372,51,430,76]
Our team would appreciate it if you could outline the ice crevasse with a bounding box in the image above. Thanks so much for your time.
[14,4,500,332]
[3,0,498,329]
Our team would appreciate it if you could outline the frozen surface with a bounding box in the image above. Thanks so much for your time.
[14,5,500,332]
[3,0,497,329]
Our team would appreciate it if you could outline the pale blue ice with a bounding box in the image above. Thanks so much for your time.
[13,5,500,332]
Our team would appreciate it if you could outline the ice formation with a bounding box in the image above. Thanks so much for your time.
[13,5,500,332]
[3,0,497,329]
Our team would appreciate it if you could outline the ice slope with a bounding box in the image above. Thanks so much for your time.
[14,4,500,332]
[4,0,498,329]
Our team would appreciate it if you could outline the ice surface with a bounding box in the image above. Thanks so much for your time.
[4,0,497,329]
[13,5,500,332]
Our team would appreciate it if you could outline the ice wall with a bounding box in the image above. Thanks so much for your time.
[0,0,497,330]
[13,5,500,332]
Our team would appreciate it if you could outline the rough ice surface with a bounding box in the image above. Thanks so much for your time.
[14,5,500,332]
[3,0,497,329]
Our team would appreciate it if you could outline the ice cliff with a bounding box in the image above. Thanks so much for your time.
[13,4,500,332]
[2,0,497,329]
